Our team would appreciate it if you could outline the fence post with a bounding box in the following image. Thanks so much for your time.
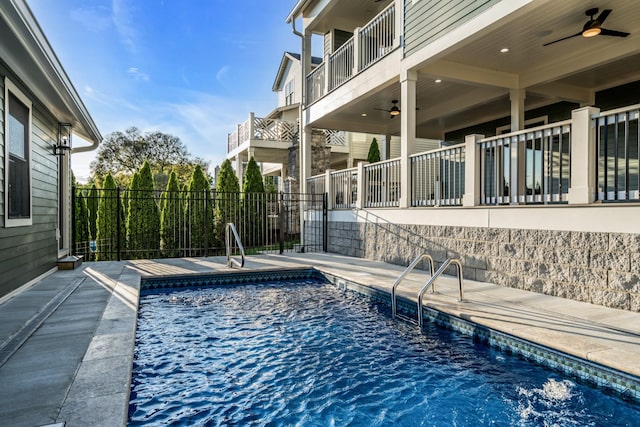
[204,189,209,256]
[70,186,76,256]
[568,106,600,204]
[356,162,367,209]
[116,187,121,261]
[463,134,484,207]
[325,169,334,210]
[323,193,328,252]
[279,191,285,254]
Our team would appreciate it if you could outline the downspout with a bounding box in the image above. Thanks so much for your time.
[290,16,307,249]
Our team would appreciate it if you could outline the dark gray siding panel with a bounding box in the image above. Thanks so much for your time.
[404,0,501,57]
[0,64,59,297]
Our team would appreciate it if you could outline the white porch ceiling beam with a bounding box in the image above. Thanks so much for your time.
[527,82,594,105]
[520,38,640,88]
[421,60,519,89]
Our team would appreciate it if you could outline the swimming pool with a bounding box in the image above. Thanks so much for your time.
[129,278,640,426]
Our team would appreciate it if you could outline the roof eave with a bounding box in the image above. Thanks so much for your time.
[2,0,102,151]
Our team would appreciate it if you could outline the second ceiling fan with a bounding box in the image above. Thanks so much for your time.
[543,8,629,46]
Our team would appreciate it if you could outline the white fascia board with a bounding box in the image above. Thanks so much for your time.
[2,0,102,149]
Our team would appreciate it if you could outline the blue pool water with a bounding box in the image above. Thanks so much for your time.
[129,281,640,426]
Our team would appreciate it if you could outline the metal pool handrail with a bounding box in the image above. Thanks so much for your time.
[225,223,245,268]
[391,253,435,317]
[417,258,464,327]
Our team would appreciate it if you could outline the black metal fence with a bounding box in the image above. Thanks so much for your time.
[72,187,327,261]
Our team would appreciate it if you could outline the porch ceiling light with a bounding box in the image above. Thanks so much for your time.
[582,24,601,38]
[389,104,400,116]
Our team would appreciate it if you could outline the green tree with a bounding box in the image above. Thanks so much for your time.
[87,184,99,239]
[96,174,125,261]
[367,137,381,163]
[242,157,265,247]
[160,170,185,256]
[74,192,91,254]
[186,164,213,255]
[214,159,240,247]
[127,161,160,259]
[89,126,209,189]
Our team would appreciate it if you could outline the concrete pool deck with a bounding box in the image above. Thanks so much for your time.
[0,253,639,426]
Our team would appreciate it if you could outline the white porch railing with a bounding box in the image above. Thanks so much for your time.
[331,168,358,209]
[595,104,640,202]
[307,174,326,196]
[306,3,396,105]
[226,115,297,153]
[329,39,354,90]
[303,103,640,209]
[359,3,395,71]
[411,144,465,206]
[364,158,401,207]
[307,63,325,105]
[479,121,572,205]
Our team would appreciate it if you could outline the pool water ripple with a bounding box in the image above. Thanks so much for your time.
[129,282,640,426]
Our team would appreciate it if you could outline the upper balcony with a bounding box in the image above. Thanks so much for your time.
[306,2,398,106]
[227,114,298,163]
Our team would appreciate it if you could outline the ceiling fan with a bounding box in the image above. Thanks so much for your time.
[543,8,630,46]
[375,100,401,118]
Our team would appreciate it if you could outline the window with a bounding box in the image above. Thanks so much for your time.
[284,79,295,106]
[4,79,32,227]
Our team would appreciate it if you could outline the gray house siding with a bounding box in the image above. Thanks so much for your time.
[404,0,500,57]
[0,64,59,297]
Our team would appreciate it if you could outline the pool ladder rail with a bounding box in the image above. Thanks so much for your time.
[225,223,245,268]
[391,253,465,327]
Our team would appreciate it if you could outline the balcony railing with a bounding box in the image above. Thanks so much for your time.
[304,104,640,209]
[329,39,354,90]
[479,121,571,205]
[359,3,395,71]
[331,168,358,209]
[595,104,640,202]
[227,115,298,153]
[306,3,396,104]
[364,158,400,208]
[324,129,346,146]
[411,144,465,207]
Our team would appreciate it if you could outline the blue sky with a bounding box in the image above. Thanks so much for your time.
[27,0,305,182]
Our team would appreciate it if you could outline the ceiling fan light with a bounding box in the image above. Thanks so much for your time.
[389,106,400,116]
[582,26,601,37]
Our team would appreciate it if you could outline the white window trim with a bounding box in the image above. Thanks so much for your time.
[4,77,33,227]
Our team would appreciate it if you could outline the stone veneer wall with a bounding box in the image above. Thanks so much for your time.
[324,221,640,312]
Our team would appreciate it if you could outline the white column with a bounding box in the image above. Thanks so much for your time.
[568,106,599,204]
[300,125,312,194]
[384,132,392,160]
[462,134,484,207]
[394,0,402,48]
[399,70,417,208]
[356,161,367,210]
[325,169,334,210]
[510,89,526,131]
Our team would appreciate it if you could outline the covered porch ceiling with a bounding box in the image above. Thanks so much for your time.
[307,0,640,139]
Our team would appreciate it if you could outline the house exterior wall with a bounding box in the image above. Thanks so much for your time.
[0,63,60,297]
[404,0,501,57]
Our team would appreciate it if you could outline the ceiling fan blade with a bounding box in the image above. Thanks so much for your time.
[374,108,390,112]
[596,9,612,24]
[542,32,582,46]
[600,28,630,38]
